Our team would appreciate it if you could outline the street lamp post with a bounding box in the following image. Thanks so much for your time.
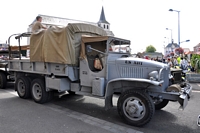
[169,9,180,46]
[180,40,190,44]
[164,37,169,44]
[166,28,173,43]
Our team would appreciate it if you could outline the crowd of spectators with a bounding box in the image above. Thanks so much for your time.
[143,55,194,71]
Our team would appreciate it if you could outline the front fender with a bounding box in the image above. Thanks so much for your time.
[106,78,163,92]
[104,78,164,110]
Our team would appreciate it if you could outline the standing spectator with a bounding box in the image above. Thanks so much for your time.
[177,56,181,65]
[167,58,173,67]
[173,56,178,66]
[180,57,188,70]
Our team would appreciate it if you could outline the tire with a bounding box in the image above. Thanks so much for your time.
[117,90,155,127]
[47,91,54,102]
[67,90,76,95]
[0,72,7,89]
[31,78,50,104]
[16,76,31,99]
[155,99,169,110]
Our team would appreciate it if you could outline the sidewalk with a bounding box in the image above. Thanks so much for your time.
[186,72,200,83]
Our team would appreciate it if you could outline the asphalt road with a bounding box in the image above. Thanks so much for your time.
[1,82,200,133]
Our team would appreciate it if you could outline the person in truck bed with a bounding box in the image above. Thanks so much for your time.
[32,16,47,32]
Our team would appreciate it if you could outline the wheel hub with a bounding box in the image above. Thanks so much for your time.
[125,99,144,118]
[18,80,25,96]
[32,84,42,100]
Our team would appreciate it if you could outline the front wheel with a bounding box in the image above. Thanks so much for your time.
[117,90,155,127]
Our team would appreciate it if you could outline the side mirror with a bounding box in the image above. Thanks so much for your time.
[86,45,92,53]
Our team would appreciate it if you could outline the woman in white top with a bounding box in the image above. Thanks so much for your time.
[167,58,173,67]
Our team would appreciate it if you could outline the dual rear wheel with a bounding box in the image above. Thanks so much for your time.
[16,77,53,103]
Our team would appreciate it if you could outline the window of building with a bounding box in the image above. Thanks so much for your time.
[107,25,109,29]
[104,24,105,29]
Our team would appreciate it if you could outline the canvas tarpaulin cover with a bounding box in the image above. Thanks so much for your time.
[80,36,109,59]
[30,23,108,65]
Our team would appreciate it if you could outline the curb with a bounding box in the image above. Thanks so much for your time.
[186,73,200,83]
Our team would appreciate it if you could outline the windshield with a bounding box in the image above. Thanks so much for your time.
[109,42,131,53]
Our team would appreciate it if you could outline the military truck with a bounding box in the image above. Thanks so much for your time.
[4,23,192,127]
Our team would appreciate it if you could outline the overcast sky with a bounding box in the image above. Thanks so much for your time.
[0,0,199,53]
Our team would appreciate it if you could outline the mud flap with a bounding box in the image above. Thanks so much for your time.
[178,94,189,110]
[105,95,113,110]
[178,84,192,110]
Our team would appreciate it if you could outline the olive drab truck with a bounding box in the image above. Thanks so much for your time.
[4,23,192,127]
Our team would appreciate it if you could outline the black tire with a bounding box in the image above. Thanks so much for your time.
[117,90,155,127]
[0,72,7,89]
[67,90,76,95]
[155,99,169,110]
[16,76,31,99]
[47,91,54,102]
[31,78,50,104]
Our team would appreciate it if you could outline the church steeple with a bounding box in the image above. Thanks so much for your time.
[98,7,109,24]
[98,6,110,31]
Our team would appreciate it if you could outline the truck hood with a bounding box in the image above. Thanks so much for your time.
[115,57,169,68]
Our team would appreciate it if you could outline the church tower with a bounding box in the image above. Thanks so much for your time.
[98,6,110,31]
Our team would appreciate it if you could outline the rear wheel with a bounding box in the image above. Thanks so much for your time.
[117,90,155,127]
[0,72,7,89]
[31,78,50,104]
[16,76,31,99]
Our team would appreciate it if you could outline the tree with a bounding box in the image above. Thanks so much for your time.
[175,47,184,55]
[146,45,156,53]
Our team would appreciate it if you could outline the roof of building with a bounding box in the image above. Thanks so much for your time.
[144,52,163,55]
[194,43,200,48]
[105,31,114,36]
[30,14,97,26]
[165,43,179,48]
[98,7,110,24]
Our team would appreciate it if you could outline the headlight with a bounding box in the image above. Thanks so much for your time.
[149,71,158,80]
[169,74,173,79]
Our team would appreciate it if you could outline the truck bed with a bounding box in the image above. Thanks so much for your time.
[8,58,79,81]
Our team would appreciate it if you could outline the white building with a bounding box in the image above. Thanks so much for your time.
[164,40,179,56]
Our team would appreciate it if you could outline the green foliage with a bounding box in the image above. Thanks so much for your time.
[191,54,200,73]
[145,45,156,53]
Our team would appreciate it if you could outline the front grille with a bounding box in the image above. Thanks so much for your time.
[120,66,144,78]
[172,72,182,82]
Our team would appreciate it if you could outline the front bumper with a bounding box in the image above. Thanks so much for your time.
[178,83,192,110]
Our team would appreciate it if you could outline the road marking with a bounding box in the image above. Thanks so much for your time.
[1,89,143,133]
[192,90,200,93]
